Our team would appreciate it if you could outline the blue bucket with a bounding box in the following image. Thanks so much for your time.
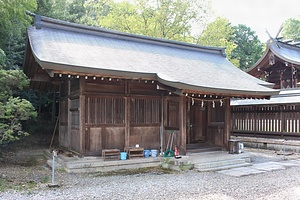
[144,150,150,158]
[151,149,158,157]
[120,152,127,160]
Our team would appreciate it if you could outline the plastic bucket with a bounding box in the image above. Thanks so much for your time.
[144,150,150,158]
[120,152,127,160]
[151,149,158,157]
[163,150,174,157]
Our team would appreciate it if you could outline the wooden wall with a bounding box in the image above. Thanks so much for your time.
[58,76,230,155]
[77,78,165,155]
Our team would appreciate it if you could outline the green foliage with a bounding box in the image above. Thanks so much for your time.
[0,0,37,69]
[36,0,78,21]
[76,0,211,42]
[282,18,300,42]
[197,17,238,66]
[0,49,5,69]
[0,68,37,146]
[0,97,37,145]
[0,69,29,102]
[231,24,264,70]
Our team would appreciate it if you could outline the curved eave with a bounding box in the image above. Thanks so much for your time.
[269,44,300,66]
[247,45,271,76]
[248,40,300,75]
[35,57,278,99]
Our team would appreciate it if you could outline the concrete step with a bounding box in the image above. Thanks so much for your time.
[194,158,250,171]
[44,149,162,173]
[64,158,161,173]
[188,151,251,163]
[195,162,252,172]
[188,151,252,172]
[47,159,63,169]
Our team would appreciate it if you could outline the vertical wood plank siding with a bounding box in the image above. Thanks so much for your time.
[85,96,161,126]
[85,96,125,125]
[130,98,161,125]
[231,104,300,139]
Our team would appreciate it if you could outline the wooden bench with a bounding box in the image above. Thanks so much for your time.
[102,149,120,161]
[124,147,144,159]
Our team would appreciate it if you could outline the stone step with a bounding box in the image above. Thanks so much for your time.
[194,158,248,170]
[188,151,251,163]
[195,162,252,172]
[47,159,63,169]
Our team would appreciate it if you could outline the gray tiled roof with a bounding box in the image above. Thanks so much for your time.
[26,15,277,97]
[271,41,300,65]
[248,39,300,73]
[231,88,300,106]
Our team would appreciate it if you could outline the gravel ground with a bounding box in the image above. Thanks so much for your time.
[1,145,300,200]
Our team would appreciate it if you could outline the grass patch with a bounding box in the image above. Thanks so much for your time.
[92,166,175,177]
[0,177,37,192]
[41,176,50,184]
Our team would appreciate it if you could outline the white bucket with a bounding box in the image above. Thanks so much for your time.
[151,149,158,157]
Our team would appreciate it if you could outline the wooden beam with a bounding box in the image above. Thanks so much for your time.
[79,77,86,155]
[224,98,231,149]
[179,95,187,154]
[125,80,130,148]
[31,74,51,82]
[186,97,191,144]
[160,95,164,154]
[67,80,71,149]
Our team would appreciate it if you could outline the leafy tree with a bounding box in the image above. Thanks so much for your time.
[230,24,264,70]
[0,67,37,146]
[0,97,37,145]
[36,0,82,22]
[0,0,37,69]
[282,18,300,42]
[0,49,5,69]
[78,0,211,42]
[197,17,238,66]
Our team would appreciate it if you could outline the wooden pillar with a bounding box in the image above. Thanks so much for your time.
[224,98,231,148]
[160,95,164,154]
[163,97,168,151]
[67,79,71,149]
[125,80,130,148]
[179,95,187,154]
[58,84,62,147]
[186,97,191,144]
[79,77,86,155]
[207,102,212,143]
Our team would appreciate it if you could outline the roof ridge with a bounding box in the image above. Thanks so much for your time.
[27,11,227,57]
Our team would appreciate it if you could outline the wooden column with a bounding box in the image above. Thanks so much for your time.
[224,98,231,148]
[179,95,187,154]
[67,79,71,149]
[160,95,164,154]
[79,77,86,155]
[186,97,191,144]
[125,80,130,148]
[163,97,168,151]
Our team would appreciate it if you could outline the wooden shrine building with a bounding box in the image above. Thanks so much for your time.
[23,14,277,156]
[231,38,300,139]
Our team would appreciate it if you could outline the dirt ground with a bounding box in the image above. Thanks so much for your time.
[0,132,56,191]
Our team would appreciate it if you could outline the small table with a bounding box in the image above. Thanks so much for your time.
[102,149,120,160]
[124,147,144,159]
